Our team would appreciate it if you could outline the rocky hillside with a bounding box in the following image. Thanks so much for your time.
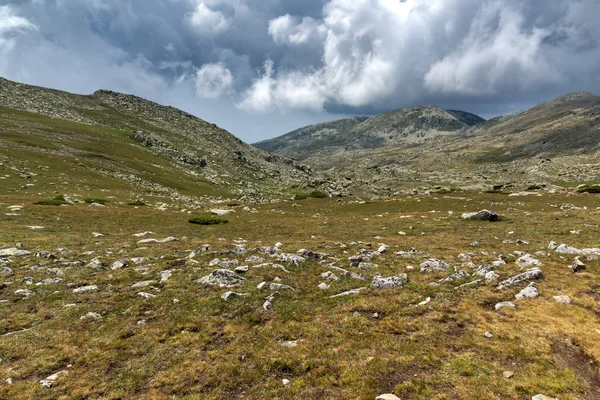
[254,106,484,160]
[257,92,600,196]
[0,78,348,202]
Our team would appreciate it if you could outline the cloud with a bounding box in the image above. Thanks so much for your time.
[1,0,600,141]
[195,62,233,98]
[187,1,231,36]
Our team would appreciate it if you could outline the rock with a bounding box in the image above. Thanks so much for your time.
[376,394,401,400]
[532,395,557,400]
[516,254,542,268]
[257,281,267,289]
[36,278,62,286]
[210,209,235,216]
[131,280,156,288]
[417,297,431,306]
[270,283,295,291]
[358,262,379,270]
[0,248,30,257]
[14,289,35,298]
[92,232,105,238]
[495,301,516,311]
[548,241,558,250]
[130,257,148,264]
[219,259,239,268]
[80,312,101,320]
[318,282,330,290]
[492,260,506,267]
[73,285,98,293]
[282,378,290,385]
[278,253,305,267]
[197,269,246,287]
[39,370,68,388]
[485,271,500,283]
[221,291,249,300]
[474,264,494,277]
[234,265,249,273]
[263,300,272,310]
[111,259,128,270]
[569,257,586,273]
[440,270,471,282]
[377,244,388,253]
[515,283,539,300]
[461,210,500,221]
[0,266,13,276]
[553,295,571,304]
[503,371,514,379]
[420,258,451,273]
[138,292,157,299]
[159,270,172,283]
[252,262,290,273]
[133,231,155,237]
[484,331,494,338]
[329,287,368,298]
[86,258,105,269]
[497,268,543,289]
[371,274,408,289]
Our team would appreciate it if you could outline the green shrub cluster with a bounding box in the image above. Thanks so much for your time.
[34,195,70,206]
[578,186,600,193]
[189,216,228,225]
[84,197,109,205]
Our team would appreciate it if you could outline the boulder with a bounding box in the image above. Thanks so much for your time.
[461,210,500,221]
[515,283,539,300]
[371,274,408,289]
[197,269,246,287]
[420,258,451,273]
[497,268,543,289]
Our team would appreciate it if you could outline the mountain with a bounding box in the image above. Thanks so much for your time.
[254,106,484,160]
[0,77,347,202]
[256,92,600,195]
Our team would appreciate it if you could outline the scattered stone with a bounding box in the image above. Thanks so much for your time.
[282,378,290,386]
[440,270,471,282]
[92,232,105,238]
[270,283,295,291]
[503,371,514,379]
[257,281,267,289]
[39,370,68,388]
[474,264,494,277]
[497,268,543,289]
[0,266,13,276]
[80,312,101,320]
[358,262,379,270]
[234,265,249,273]
[27,226,45,230]
[14,289,35,298]
[532,395,557,400]
[553,295,571,304]
[253,262,290,273]
[278,253,305,267]
[461,210,500,221]
[484,332,494,339]
[420,258,451,273]
[73,285,98,293]
[221,291,249,300]
[0,248,30,257]
[36,278,62,286]
[371,274,408,289]
[495,301,516,311]
[86,258,105,269]
[138,292,157,299]
[318,282,330,290]
[198,269,246,287]
[329,287,367,298]
[417,297,431,306]
[133,231,155,237]
[516,254,542,268]
[131,280,156,289]
[376,394,401,400]
[515,283,539,300]
[210,209,235,216]
[111,259,128,270]
[569,257,586,273]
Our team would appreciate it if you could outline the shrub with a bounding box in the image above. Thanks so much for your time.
[35,195,69,206]
[294,191,328,200]
[484,189,505,194]
[527,185,543,191]
[189,216,228,225]
[128,200,146,206]
[434,189,454,194]
[84,197,109,205]
[578,186,600,194]
[226,201,241,207]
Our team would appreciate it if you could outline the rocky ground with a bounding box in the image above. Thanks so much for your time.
[1,189,600,399]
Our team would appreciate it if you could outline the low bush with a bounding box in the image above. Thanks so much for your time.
[189,216,228,225]
[35,195,70,206]
[295,191,328,200]
[128,200,146,206]
[578,186,600,194]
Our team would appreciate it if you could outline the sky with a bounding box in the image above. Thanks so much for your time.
[0,0,599,142]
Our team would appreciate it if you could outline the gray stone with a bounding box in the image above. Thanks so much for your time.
[461,210,500,221]
[371,274,408,289]
[73,285,98,293]
[278,253,305,267]
[516,254,541,268]
[111,259,128,270]
[329,287,367,298]
[198,269,246,287]
[515,283,539,300]
[495,301,516,311]
[497,268,543,289]
[420,258,451,273]
[553,295,571,304]
[0,248,30,257]
[221,291,249,300]
[131,280,156,288]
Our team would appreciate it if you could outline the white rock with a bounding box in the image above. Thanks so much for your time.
[159,270,172,283]
[318,282,330,290]
[376,395,401,400]
[73,285,98,293]
[495,301,516,311]
[92,232,105,238]
[553,295,571,304]
[282,378,290,385]
[39,370,68,388]
[138,292,157,299]
[132,231,155,237]
[515,283,539,300]
[80,312,101,320]
[131,280,156,288]
[0,248,30,257]
[516,254,542,268]
[210,209,235,216]
[329,287,367,298]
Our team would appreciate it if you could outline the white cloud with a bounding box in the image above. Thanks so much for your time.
[0,5,37,54]
[237,59,276,113]
[195,62,233,98]
[187,1,230,36]
[268,14,326,47]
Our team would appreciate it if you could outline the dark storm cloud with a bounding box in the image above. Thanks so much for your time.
[0,0,599,140]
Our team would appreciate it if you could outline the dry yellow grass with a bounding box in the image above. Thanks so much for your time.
[1,190,600,399]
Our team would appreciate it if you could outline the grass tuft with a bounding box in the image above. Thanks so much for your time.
[577,186,600,193]
[34,195,69,206]
[127,200,146,206]
[189,216,228,225]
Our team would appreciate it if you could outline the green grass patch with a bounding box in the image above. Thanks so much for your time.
[127,200,147,206]
[189,216,229,225]
[484,189,507,194]
[34,195,70,206]
[294,190,328,200]
[577,186,600,194]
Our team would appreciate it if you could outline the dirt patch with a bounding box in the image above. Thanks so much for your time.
[552,336,600,399]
